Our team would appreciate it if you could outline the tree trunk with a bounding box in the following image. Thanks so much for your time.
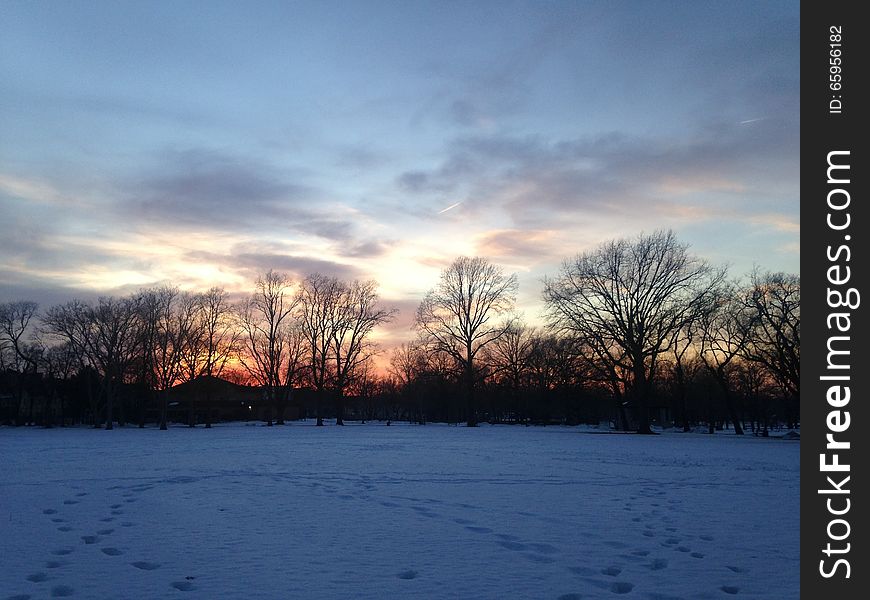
[633,361,653,434]
[315,389,324,426]
[465,361,477,427]
[159,389,168,430]
[712,369,744,435]
[105,378,114,430]
[335,389,344,425]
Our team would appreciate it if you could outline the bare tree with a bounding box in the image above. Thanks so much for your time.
[238,271,299,426]
[44,296,142,429]
[416,256,518,427]
[743,271,800,427]
[138,287,198,430]
[0,301,40,373]
[39,341,79,427]
[0,301,41,424]
[298,273,343,426]
[195,288,241,427]
[544,231,722,434]
[698,283,753,434]
[389,342,428,423]
[330,280,395,424]
[486,321,535,391]
[667,320,704,433]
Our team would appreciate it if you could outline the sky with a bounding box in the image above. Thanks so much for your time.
[1,0,799,350]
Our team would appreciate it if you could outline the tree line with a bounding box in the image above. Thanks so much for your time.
[0,230,799,434]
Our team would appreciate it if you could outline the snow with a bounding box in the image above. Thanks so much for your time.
[0,422,799,599]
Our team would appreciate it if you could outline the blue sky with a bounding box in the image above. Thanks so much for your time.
[1,0,799,344]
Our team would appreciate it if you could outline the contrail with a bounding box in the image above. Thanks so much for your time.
[438,201,462,214]
[739,117,765,125]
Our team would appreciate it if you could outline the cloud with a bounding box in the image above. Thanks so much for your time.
[475,229,559,261]
[341,240,394,258]
[395,117,798,231]
[184,249,361,283]
[121,148,356,241]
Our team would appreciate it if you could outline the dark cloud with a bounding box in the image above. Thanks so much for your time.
[341,240,393,258]
[0,273,98,307]
[185,250,362,282]
[122,148,355,241]
[395,115,798,228]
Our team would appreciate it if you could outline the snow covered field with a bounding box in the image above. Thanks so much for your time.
[1,423,799,599]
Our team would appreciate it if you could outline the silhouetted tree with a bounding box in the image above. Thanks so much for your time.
[330,280,395,425]
[544,231,722,434]
[743,271,800,426]
[139,287,198,429]
[698,282,752,434]
[416,256,517,427]
[298,273,342,426]
[238,271,299,426]
[44,296,142,429]
[0,301,40,424]
[194,288,241,427]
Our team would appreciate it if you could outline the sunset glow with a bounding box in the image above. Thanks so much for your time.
[1,1,799,353]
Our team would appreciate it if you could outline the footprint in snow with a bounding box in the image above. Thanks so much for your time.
[726,566,744,573]
[523,553,556,564]
[75,492,87,497]
[601,566,622,577]
[557,595,583,600]
[80,536,99,545]
[691,552,705,559]
[110,504,122,509]
[97,529,114,535]
[720,586,740,595]
[26,573,48,583]
[465,526,492,534]
[396,570,418,580]
[497,540,526,551]
[101,547,123,556]
[170,581,195,592]
[51,549,73,556]
[610,582,634,594]
[675,546,691,553]
[121,522,135,528]
[647,558,668,571]
[51,518,65,523]
[700,535,714,541]
[57,526,73,532]
[131,561,161,571]
[62,500,78,505]
[45,561,67,569]
[43,509,57,515]
[99,517,114,523]
[50,586,74,597]
[6,595,32,600]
